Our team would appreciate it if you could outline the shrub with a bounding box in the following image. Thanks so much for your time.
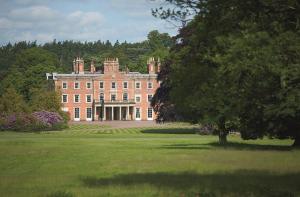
[59,111,70,124]
[0,111,68,132]
[32,111,68,130]
[196,124,216,135]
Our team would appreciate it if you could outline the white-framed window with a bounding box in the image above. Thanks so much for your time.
[74,107,80,121]
[148,82,153,89]
[123,93,128,101]
[111,94,116,101]
[135,107,141,120]
[74,94,80,103]
[111,82,116,89]
[99,81,104,89]
[86,107,92,121]
[62,94,68,103]
[147,108,153,120]
[135,95,141,103]
[62,82,68,89]
[147,94,153,102]
[100,93,104,101]
[123,81,128,89]
[86,82,92,89]
[74,82,80,89]
[135,81,141,89]
[86,94,92,103]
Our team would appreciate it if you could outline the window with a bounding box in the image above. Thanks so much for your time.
[147,108,153,119]
[74,82,80,89]
[111,94,116,101]
[148,82,153,89]
[135,82,141,89]
[86,82,92,89]
[135,95,141,103]
[74,94,80,103]
[123,93,128,101]
[100,93,104,101]
[62,94,68,103]
[74,108,80,119]
[99,81,104,89]
[86,108,92,119]
[86,95,92,103]
[62,82,67,89]
[148,94,153,102]
[111,82,116,89]
[123,82,128,89]
[136,108,141,119]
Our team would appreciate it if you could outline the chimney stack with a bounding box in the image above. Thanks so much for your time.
[156,58,161,73]
[78,57,84,74]
[90,60,96,73]
[147,57,155,74]
[103,57,119,73]
[73,59,78,73]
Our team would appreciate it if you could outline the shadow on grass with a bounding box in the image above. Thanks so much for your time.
[160,142,292,151]
[80,170,300,196]
[141,128,196,134]
[208,142,292,151]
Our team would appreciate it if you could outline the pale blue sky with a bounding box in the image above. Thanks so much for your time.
[0,0,178,45]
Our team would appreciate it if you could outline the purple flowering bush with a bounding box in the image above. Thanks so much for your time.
[32,111,62,126]
[0,111,68,132]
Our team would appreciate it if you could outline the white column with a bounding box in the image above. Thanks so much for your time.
[127,106,129,120]
[103,107,106,121]
[94,106,97,121]
[112,107,114,121]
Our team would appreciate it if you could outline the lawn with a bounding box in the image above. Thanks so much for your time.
[0,124,299,197]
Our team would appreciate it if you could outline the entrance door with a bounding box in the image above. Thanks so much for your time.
[121,107,127,120]
[135,107,141,120]
[105,107,112,121]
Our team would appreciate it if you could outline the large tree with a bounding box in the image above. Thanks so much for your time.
[152,0,300,145]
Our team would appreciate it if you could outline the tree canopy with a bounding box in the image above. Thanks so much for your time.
[152,0,300,146]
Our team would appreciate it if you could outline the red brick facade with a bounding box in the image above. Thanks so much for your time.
[46,57,160,121]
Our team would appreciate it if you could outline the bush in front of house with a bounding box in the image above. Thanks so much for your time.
[0,111,68,132]
[33,111,69,130]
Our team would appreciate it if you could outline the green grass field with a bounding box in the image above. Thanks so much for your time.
[0,124,299,197]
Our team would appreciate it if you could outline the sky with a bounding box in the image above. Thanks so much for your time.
[0,0,178,45]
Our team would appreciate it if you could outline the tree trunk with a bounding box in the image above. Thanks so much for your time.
[293,135,300,147]
[219,131,227,145]
[218,117,228,145]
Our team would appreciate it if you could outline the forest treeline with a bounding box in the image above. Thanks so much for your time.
[0,30,172,81]
[0,30,172,115]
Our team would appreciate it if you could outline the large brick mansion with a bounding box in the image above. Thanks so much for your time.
[46,57,160,121]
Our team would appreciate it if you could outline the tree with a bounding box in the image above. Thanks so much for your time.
[29,89,62,112]
[152,0,300,146]
[0,48,59,101]
[215,31,300,146]
[0,87,28,114]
